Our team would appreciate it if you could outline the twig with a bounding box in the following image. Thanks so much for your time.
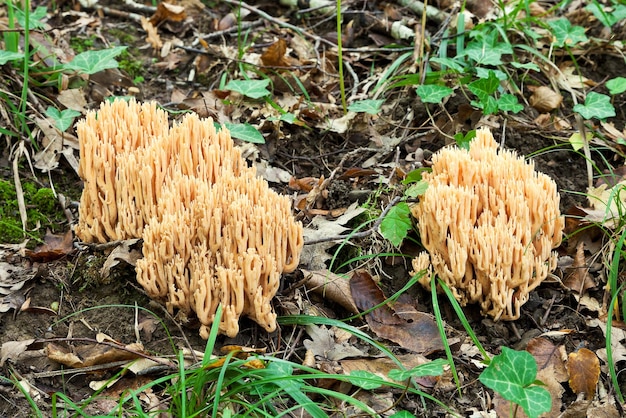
[220,0,337,48]
[304,195,404,245]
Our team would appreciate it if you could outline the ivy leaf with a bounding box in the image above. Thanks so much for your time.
[606,77,626,95]
[348,370,383,390]
[416,85,454,104]
[454,130,476,150]
[510,61,540,72]
[0,51,24,65]
[585,3,626,28]
[549,18,588,47]
[468,71,499,102]
[498,94,524,113]
[45,107,82,132]
[222,122,266,144]
[404,180,428,198]
[63,46,127,74]
[348,99,385,114]
[573,92,616,120]
[479,347,551,418]
[388,359,447,381]
[225,79,271,99]
[15,6,47,30]
[379,202,412,247]
[463,41,511,66]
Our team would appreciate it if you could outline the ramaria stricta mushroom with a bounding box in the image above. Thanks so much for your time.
[75,99,303,338]
[411,127,564,321]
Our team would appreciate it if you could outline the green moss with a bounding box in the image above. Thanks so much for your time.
[0,180,65,244]
[32,188,57,215]
[69,35,97,54]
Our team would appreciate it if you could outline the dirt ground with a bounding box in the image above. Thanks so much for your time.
[1,0,625,416]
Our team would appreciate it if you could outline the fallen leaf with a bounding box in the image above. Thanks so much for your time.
[568,347,600,399]
[261,39,289,67]
[301,269,358,314]
[100,239,143,280]
[304,324,365,361]
[0,339,36,366]
[563,241,596,294]
[24,230,74,262]
[46,341,145,368]
[529,86,563,112]
[350,270,443,354]
[526,337,568,382]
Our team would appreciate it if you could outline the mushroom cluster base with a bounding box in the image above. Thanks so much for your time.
[75,99,303,337]
[411,127,564,320]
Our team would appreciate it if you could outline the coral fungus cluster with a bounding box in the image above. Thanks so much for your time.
[76,99,303,337]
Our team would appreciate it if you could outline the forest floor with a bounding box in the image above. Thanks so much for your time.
[0,0,625,416]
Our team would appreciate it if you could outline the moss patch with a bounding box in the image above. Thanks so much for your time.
[0,179,66,244]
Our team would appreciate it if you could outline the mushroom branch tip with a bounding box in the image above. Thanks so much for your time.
[75,98,303,338]
[411,127,564,321]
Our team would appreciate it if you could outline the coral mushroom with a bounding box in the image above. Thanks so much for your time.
[75,99,303,337]
[411,127,564,320]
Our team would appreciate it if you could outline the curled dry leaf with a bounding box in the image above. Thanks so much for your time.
[568,347,600,399]
[301,269,358,314]
[526,337,568,382]
[529,86,563,113]
[349,270,443,355]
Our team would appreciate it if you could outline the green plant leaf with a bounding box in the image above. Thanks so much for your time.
[510,62,540,72]
[45,107,82,132]
[429,57,466,73]
[225,79,271,99]
[388,359,447,381]
[348,99,385,114]
[15,6,47,30]
[573,92,616,120]
[468,71,499,102]
[463,41,510,66]
[416,85,454,104]
[404,180,428,198]
[607,77,626,95]
[348,370,383,389]
[63,46,127,74]
[279,113,297,123]
[388,412,415,418]
[454,130,476,150]
[479,347,551,418]
[0,51,24,65]
[585,3,626,28]
[498,94,524,113]
[223,122,265,144]
[379,202,412,247]
[402,168,430,184]
[548,18,588,47]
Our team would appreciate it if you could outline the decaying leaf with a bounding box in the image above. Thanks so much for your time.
[304,324,365,361]
[301,269,358,314]
[568,347,600,399]
[24,230,74,262]
[0,339,36,366]
[563,241,596,294]
[526,337,568,382]
[529,86,563,113]
[261,39,289,67]
[46,341,145,368]
[350,270,443,354]
[100,239,143,280]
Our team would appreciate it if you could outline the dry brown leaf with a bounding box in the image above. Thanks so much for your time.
[526,337,568,382]
[568,347,600,399]
[301,269,358,314]
[303,324,365,361]
[0,339,36,366]
[24,230,74,262]
[100,239,143,281]
[141,16,163,51]
[149,2,186,26]
[261,39,289,67]
[341,354,432,385]
[46,341,145,368]
[563,241,596,294]
[529,86,563,112]
[350,270,443,354]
